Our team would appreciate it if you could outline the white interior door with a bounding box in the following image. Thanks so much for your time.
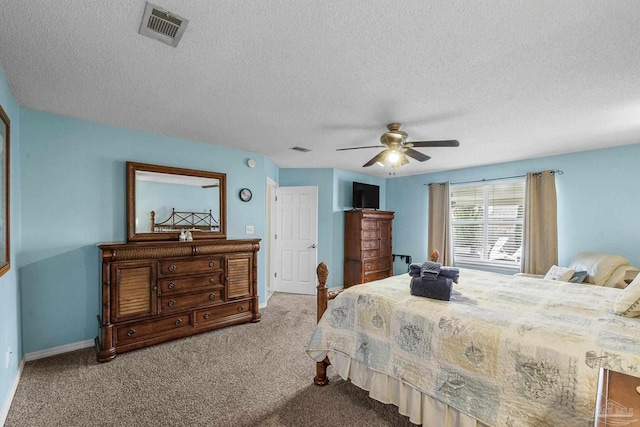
[275,186,318,295]
[266,177,277,301]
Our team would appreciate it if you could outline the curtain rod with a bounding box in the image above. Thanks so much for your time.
[426,169,563,186]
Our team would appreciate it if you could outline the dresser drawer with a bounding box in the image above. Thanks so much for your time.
[361,240,379,250]
[364,258,390,272]
[195,300,253,327]
[361,249,379,259]
[160,290,223,314]
[115,314,191,344]
[361,219,379,230]
[159,274,223,295]
[364,270,391,283]
[158,256,223,276]
[361,229,379,240]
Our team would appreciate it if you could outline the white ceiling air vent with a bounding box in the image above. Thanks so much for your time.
[138,2,189,47]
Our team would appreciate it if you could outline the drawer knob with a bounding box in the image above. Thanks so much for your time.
[204,313,211,320]
[168,300,176,307]
[209,278,215,284]
[127,329,136,336]
[175,319,183,326]
[209,261,215,267]
[238,305,245,312]
[209,293,216,300]
[168,265,176,272]
[168,282,176,289]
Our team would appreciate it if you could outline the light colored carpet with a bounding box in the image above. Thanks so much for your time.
[6,292,415,426]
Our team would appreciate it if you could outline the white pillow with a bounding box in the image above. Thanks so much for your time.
[543,265,575,282]
[614,274,640,317]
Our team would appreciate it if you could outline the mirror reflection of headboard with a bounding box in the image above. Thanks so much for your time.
[126,162,227,241]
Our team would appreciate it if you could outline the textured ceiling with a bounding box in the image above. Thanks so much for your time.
[1,1,639,177]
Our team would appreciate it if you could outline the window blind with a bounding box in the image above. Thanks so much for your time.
[451,179,525,266]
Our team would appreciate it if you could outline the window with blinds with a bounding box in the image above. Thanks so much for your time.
[450,179,525,268]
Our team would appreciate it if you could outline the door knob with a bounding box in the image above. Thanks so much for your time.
[308,244,317,249]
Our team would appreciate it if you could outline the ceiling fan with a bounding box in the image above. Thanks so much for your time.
[337,122,460,168]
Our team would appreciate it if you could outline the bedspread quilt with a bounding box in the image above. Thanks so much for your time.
[306,268,640,426]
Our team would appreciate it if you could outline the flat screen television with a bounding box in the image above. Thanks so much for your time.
[352,181,380,209]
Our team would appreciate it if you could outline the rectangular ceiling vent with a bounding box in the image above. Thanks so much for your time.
[139,2,189,47]
[291,146,311,153]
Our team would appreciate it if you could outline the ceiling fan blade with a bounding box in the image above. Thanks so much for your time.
[363,150,388,167]
[336,145,383,151]
[404,148,431,162]
[410,140,460,148]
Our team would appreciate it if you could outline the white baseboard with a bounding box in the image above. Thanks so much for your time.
[1,358,24,427]
[24,339,95,362]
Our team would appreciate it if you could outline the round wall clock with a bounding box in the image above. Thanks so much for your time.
[239,188,252,202]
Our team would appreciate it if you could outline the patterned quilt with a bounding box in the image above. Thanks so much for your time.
[307,269,640,426]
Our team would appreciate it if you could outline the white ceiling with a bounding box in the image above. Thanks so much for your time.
[1,1,639,178]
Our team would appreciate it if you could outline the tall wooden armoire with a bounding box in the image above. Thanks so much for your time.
[343,210,394,287]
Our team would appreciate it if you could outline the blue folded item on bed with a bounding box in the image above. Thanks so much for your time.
[439,266,460,283]
[421,261,441,280]
[409,263,459,283]
[410,275,453,301]
[409,263,422,277]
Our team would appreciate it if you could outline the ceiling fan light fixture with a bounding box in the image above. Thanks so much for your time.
[375,151,388,167]
[338,122,460,169]
[390,152,410,168]
[387,150,400,163]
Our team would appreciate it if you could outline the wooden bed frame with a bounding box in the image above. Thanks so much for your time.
[313,249,440,386]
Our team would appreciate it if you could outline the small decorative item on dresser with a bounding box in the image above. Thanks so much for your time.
[239,188,252,202]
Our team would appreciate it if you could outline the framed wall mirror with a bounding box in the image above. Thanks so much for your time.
[0,105,9,277]
[127,162,227,241]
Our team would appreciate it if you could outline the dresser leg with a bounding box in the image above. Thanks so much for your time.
[251,296,261,322]
[96,325,116,362]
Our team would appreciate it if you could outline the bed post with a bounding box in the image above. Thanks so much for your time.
[430,248,440,262]
[314,262,330,386]
[316,262,329,322]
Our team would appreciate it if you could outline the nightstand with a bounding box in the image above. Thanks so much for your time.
[594,369,640,426]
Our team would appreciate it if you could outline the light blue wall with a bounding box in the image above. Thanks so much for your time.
[388,145,640,275]
[279,168,386,287]
[0,66,22,420]
[19,108,271,354]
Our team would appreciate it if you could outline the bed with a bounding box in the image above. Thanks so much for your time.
[150,208,220,232]
[307,263,640,426]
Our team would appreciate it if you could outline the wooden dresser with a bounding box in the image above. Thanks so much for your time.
[96,239,260,362]
[343,210,394,287]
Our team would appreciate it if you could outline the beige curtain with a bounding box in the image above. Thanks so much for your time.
[521,170,558,274]
[428,182,454,266]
